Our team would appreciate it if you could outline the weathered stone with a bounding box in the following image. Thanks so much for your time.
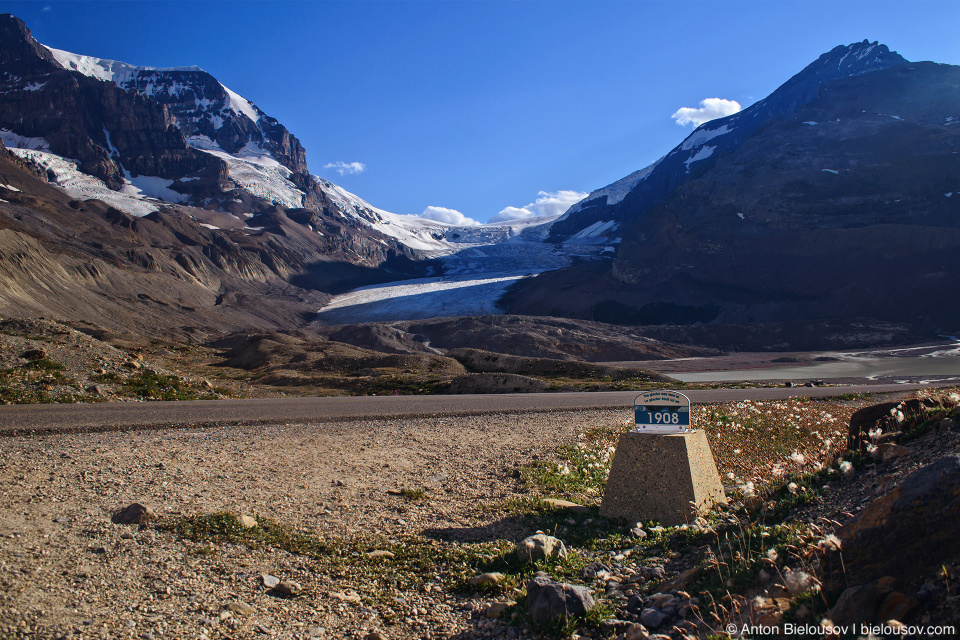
[625,623,650,640]
[823,455,960,587]
[261,574,279,588]
[827,577,899,625]
[20,348,47,360]
[329,590,362,604]
[876,591,920,623]
[640,608,669,629]
[225,602,255,616]
[468,572,504,587]
[600,431,726,527]
[238,515,258,528]
[366,550,395,559]
[364,632,387,640]
[542,498,590,513]
[525,576,595,624]
[582,562,611,580]
[515,533,567,563]
[112,503,157,525]
[274,580,302,596]
[483,601,513,618]
[875,443,911,463]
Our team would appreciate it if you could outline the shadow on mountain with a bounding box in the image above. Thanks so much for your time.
[290,254,440,295]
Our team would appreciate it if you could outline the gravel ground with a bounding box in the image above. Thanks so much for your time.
[0,408,630,640]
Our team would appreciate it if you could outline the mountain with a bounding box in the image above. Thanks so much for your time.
[0,13,482,335]
[548,40,908,244]
[504,41,960,338]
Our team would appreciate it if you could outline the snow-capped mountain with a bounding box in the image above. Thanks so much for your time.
[549,40,908,242]
[506,41,960,337]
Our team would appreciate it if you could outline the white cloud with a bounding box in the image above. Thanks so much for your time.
[417,205,480,226]
[42,5,52,11]
[671,98,742,127]
[324,161,366,176]
[487,189,588,224]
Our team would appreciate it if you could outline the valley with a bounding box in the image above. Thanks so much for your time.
[1,7,960,640]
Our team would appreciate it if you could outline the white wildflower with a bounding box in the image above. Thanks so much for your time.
[817,534,841,552]
[784,569,819,595]
[788,482,798,494]
[790,451,806,465]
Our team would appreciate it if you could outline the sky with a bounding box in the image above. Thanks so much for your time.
[6,0,960,224]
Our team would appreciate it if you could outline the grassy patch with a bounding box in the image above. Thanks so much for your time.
[118,369,202,401]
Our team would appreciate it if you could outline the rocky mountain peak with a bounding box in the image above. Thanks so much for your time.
[0,14,59,69]
[548,41,910,242]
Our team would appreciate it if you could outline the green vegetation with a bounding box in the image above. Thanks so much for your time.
[119,369,200,401]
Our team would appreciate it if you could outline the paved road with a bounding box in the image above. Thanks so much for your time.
[0,382,950,437]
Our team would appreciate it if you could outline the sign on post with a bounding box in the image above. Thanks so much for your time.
[634,390,692,433]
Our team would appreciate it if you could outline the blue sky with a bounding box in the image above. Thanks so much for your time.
[6,1,960,223]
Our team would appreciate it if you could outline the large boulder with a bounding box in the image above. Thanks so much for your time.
[525,576,595,624]
[822,455,960,589]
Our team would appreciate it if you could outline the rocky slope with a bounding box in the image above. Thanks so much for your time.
[1,387,957,639]
[0,14,445,336]
[508,42,960,340]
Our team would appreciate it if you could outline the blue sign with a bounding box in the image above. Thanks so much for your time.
[633,390,692,433]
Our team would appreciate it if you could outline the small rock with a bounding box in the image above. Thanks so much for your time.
[238,515,258,528]
[329,590,362,604]
[225,602,255,616]
[86,384,107,396]
[201,379,214,390]
[366,550,395,559]
[630,527,648,539]
[364,632,387,640]
[308,627,326,638]
[261,574,280,588]
[20,348,47,360]
[112,503,157,525]
[468,572,504,587]
[515,533,567,563]
[542,498,589,513]
[483,601,513,618]
[525,575,595,624]
[874,443,911,463]
[940,418,955,430]
[625,623,650,640]
[274,580,302,596]
[640,608,669,629]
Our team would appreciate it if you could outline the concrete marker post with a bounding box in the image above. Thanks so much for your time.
[599,390,727,527]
